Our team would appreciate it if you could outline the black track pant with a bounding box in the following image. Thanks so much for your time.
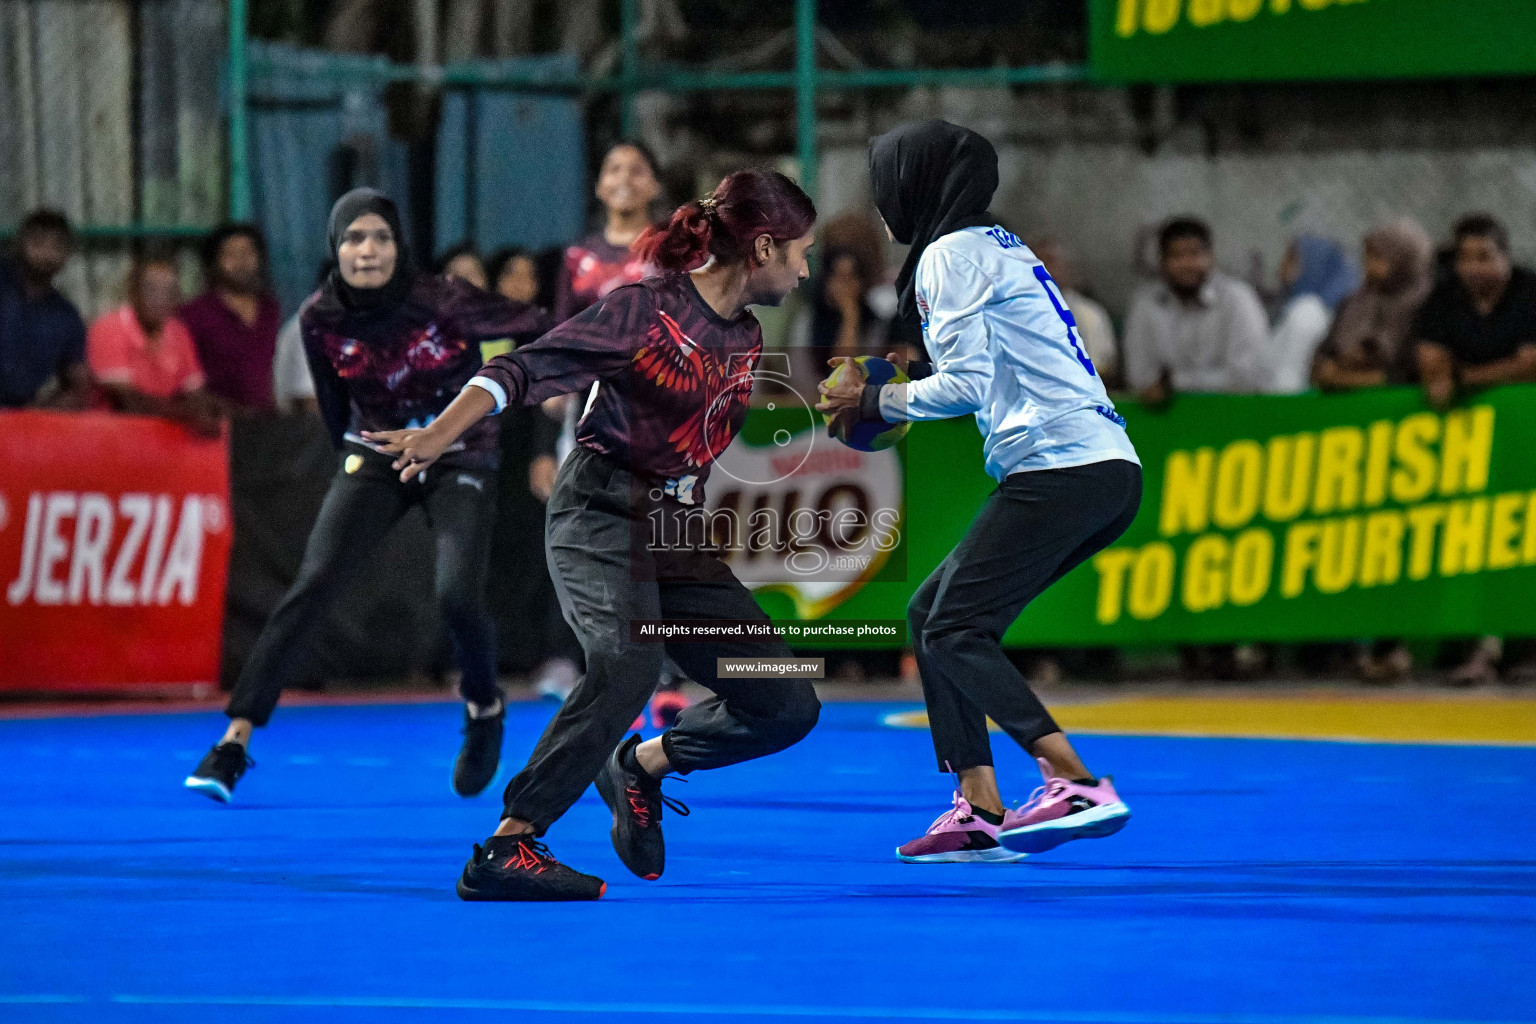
[225,442,500,726]
[500,447,821,834]
[909,458,1142,772]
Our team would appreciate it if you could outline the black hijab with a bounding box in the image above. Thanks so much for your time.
[868,120,999,324]
[320,188,415,328]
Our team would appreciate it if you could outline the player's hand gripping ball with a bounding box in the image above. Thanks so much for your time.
[820,356,911,452]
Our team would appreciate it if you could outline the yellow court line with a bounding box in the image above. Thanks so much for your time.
[883,697,1536,746]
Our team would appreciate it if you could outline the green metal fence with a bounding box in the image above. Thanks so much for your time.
[223,0,1086,228]
[75,0,1536,238]
[64,0,1085,238]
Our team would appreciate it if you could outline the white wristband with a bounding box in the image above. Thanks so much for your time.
[465,376,507,414]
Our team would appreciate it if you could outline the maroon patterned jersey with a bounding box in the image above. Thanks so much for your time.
[554,232,655,323]
[301,273,548,469]
[474,273,762,503]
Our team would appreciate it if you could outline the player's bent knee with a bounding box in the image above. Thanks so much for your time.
[919,623,986,657]
[906,593,931,635]
[773,685,821,746]
[586,644,664,686]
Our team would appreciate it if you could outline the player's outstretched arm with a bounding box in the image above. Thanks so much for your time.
[363,385,497,482]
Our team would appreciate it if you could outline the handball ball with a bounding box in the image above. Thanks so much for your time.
[821,356,911,452]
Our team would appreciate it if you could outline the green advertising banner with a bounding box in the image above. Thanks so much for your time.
[1089,0,1536,84]
[724,385,1536,647]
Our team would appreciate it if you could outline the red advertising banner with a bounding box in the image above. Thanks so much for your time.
[0,411,231,690]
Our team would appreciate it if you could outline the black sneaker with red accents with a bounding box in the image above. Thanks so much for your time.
[595,734,689,880]
[456,835,606,902]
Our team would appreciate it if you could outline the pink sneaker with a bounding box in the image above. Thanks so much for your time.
[896,790,1027,863]
[999,758,1131,855]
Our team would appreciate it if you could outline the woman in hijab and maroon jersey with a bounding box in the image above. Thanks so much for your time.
[184,189,549,806]
[368,169,820,901]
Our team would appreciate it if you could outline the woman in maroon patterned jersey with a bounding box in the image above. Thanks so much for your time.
[184,189,549,807]
[367,169,820,901]
[554,140,662,321]
[530,142,665,708]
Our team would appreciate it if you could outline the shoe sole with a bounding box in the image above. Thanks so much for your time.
[184,776,232,803]
[456,877,606,902]
[999,802,1131,854]
[896,846,1027,864]
[594,759,663,881]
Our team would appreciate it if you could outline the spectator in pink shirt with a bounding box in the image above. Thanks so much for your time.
[88,253,222,436]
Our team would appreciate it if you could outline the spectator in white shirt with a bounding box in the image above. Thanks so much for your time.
[1267,235,1358,394]
[1124,217,1273,681]
[272,264,328,415]
[272,310,317,415]
[1123,217,1270,403]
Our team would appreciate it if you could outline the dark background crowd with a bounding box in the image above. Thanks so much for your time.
[6,163,1536,690]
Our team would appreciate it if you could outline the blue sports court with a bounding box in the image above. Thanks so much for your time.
[1,698,1531,1024]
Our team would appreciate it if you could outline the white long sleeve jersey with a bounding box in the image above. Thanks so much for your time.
[878,226,1139,481]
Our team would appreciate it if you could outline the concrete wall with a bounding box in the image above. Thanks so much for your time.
[814,81,1536,317]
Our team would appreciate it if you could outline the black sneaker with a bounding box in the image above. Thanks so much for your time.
[184,742,253,803]
[595,734,689,880]
[456,835,606,902]
[453,701,504,797]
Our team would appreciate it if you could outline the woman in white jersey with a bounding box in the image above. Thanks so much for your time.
[820,120,1142,863]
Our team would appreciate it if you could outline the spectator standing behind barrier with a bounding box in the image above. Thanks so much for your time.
[1413,213,1536,686]
[487,246,557,502]
[437,243,489,290]
[1266,235,1361,678]
[553,141,660,322]
[788,213,894,385]
[1313,218,1434,392]
[1308,219,1435,684]
[1124,217,1270,405]
[1267,235,1358,395]
[87,254,221,436]
[797,248,885,356]
[0,210,90,410]
[179,224,283,416]
[273,264,330,416]
[1414,214,1536,408]
[1031,235,1120,388]
[1125,218,1270,680]
[548,142,663,449]
[489,247,543,308]
[272,313,318,415]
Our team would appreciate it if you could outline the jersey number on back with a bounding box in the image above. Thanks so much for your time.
[1031,265,1096,377]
